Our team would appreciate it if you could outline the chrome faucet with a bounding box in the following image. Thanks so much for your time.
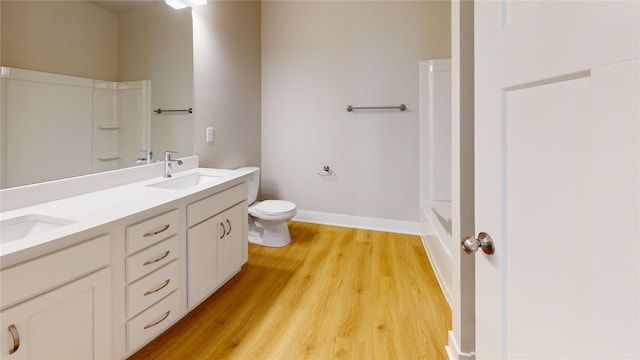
[136,150,153,164]
[163,151,184,178]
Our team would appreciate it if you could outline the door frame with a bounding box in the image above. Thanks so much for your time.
[445,0,476,359]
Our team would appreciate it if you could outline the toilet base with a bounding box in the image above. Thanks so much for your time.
[248,217,292,247]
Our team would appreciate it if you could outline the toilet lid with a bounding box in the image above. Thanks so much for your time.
[255,200,296,215]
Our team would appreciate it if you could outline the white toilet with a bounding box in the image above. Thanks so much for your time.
[238,167,297,247]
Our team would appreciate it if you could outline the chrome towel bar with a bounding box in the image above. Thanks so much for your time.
[154,108,193,114]
[347,104,406,112]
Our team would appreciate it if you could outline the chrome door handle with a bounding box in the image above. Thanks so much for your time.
[462,232,495,255]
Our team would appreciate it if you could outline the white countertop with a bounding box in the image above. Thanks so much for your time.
[0,161,250,268]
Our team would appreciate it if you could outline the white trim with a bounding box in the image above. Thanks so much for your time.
[446,330,475,360]
[420,204,453,306]
[421,200,452,246]
[293,210,424,235]
[421,233,452,307]
[1,66,94,87]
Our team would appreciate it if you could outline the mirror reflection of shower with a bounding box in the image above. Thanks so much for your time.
[420,58,452,243]
[0,1,194,189]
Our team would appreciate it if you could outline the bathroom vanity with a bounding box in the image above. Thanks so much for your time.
[0,157,249,359]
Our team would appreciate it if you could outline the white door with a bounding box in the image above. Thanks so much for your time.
[473,1,639,358]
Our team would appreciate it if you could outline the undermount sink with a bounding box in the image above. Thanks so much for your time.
[0,215,76,244]
[147,173,222,190]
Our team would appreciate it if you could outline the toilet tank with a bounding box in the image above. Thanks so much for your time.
[236,167,260,204]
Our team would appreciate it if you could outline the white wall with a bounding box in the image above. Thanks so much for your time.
[192,1,262,170]
[261,1,450,229]
[1,1,118,81]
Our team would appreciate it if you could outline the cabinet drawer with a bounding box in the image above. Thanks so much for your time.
[127,290,180,353]
[187,182,247,227]
[127,260,179,318]
[1,235,110,309]
[126,235,179,283]
[127,209,180,255]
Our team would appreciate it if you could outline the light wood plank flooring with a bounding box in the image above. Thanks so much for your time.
[129,221,451,359]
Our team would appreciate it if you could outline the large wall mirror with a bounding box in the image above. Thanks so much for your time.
[0,0,194,189]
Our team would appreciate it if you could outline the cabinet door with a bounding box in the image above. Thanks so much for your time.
[0,268,111,359]
[219,203,248,281]
[187,215,222,307]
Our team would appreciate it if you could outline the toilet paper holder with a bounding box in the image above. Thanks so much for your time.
[318,165,333,176]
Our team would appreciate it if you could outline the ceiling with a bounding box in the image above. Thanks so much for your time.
[90,1,162,14]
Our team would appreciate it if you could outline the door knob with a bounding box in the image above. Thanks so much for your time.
[462,232,495,255]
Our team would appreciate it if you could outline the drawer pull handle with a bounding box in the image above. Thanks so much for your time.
[143,310,171,330]
[8,324,19,354]
[219,222,225,239]
[143,250,171,266]
[226,219,232,235]
[143,224,170,237]
[144,279,170,296]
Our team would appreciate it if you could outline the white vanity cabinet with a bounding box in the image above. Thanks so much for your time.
[187,183,248,307]
[0,166,251,359]
[0,236,112,359]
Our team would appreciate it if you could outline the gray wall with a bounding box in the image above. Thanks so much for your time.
[192,1,262,170]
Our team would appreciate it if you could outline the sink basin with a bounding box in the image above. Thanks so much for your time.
[147,173,222,190]
[0,215,75,244]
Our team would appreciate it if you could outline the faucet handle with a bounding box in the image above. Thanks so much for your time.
[163,151,178,161]
[136,150,153,164]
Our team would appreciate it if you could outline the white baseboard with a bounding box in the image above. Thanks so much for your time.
[446,331,475,360]
[293,210,425,235]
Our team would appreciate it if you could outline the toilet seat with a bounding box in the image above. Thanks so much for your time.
[254,200,296,215]
[249,200,297,222]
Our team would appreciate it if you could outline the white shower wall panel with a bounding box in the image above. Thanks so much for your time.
[427,62,452,202]
[92,83,119,173]
[420,58,452,204]
[117,82,150,169]
[3,73,94,187]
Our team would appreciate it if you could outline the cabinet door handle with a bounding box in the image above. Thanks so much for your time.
[143,310,171,330]
[143,250,171,266]
[225,219,231,236]
[144,279,170,296]
[8,324,19,354]
[143,224,170,237]
[219,222,225,239]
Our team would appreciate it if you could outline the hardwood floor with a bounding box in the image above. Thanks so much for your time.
[128,221,451,359]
